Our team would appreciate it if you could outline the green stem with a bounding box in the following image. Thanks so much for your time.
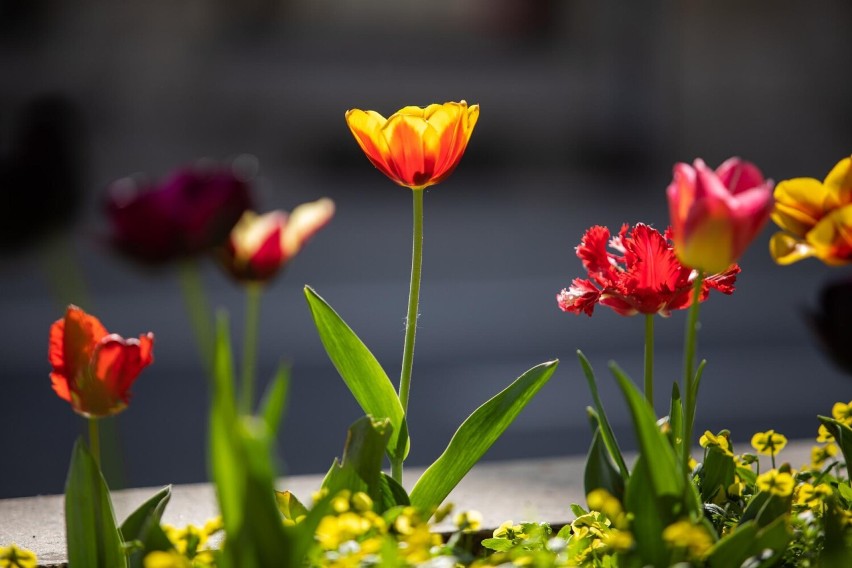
[394,189,425,483]
[240,283,263,414]
[89,418,101,470]
[682,271,704,473]
[178,260,214,378]
[644,314,655,409]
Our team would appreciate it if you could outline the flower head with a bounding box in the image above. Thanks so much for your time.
[751,429,788,456]
[49,305,154,418]
[662,520,714,560]
[770,156,852,265]
[833,400,852,425]
[345,101,479,190]
[107,161,252,264]
[0,544,37,568]
[218,199,334,283]
[557,223,739,317]
[667,158,773,273]
[756,469,795,497]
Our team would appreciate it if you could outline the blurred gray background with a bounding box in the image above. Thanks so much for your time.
[1,0,851,499]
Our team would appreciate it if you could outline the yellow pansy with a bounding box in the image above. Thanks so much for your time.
[810,443,839,469]
[0,545,37,568]
[662,520,714,559]
[751,429,788,456]
[700,430,733,455]
[832,400,852,425]
[756,470,795,497]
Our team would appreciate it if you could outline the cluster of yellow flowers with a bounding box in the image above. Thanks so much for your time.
[143,517,222,568]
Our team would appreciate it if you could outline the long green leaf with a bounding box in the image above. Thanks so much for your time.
[65,438,127,568]
[584,419,625,501]
[260,364,290,437]
[610,362,683,500]
[410,360,558,511]
[668,382,684,459]
[304,286,408,461]
[120,486,173,568]
[624,455,673,567]
[707,516,790,567]
[577,351,628,479]
[322,416,393,508]
[818,416,852,468]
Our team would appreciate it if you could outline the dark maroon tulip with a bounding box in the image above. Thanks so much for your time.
[808,279,852,376]
[106,162,252,264]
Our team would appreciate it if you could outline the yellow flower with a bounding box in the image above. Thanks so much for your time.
[751,429,788,456]
[662,520,714,559]
[810,443,838,469]
[770,156,852,265]
[143,551,192,568]
[493,520,527,540]
[796,482,833,509]
[345,101,479,190]
[700,430,733,455]
[602,529,634,552]
[586,489,626,529]
[817,424,835,443]
[454,510,483,532]
[832,400,852,425]
[756,470,795,497]
[0,545,37,568]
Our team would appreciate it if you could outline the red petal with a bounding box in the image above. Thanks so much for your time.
[576,226,618,283]
[705,264,740,295]
[622,224,682,292]
[557,279,601,316]
[50,372,72,402]
[93,333,154,410]
[51,306,108,396]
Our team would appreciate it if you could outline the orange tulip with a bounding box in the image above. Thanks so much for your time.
[219,198,335,282]
[345,101,479,190]
[49,305,154,418]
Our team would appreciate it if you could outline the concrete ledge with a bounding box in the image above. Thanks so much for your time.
[0,442,812,567]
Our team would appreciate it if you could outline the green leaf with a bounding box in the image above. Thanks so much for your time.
[584,413,625,501]
[700,446,736,503]
[740,490,792,529]
[378,473,411,510]
[322,416,393,509]
[120,486,173,568]
[577,351,629,479]
[410,360,558,511]
[707,516,790,567]
[208,313,294,568]
[260,364,290,437]
[65,438,127,568]
[609,362,683,500]
[668,382,684,458]
[818,416,852,468]
[624,455,674,568]
[304,286,408,461]
[275,491,308,521]
[481,538,515,552]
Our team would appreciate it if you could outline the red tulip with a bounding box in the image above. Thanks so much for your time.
[557,223,739,317]
[49,305,154,418]
[667,158,773,273]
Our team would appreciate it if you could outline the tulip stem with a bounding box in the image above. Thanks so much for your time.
[178,260,214,378]
[644,314,655,409]
[395,189,425,483]
[240,282,263,414]
[88,418,101,470]
[682,271,704,474]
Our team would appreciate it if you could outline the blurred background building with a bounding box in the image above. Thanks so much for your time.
[1,0,851,498]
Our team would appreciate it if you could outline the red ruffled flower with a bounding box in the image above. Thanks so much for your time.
[49,305,154,418]
[557,223,739,317]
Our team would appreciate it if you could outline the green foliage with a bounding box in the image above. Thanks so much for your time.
[819,416,852,468]
[304,286,409,462]
[577,351,628,479]
[410,360,559,512]
[64,438,127,568]
[584,410,624,501]
[119,486,173,568]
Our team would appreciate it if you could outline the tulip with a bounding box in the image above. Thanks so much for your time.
[345,101,479,190]
[49,305,154,418]
[770,156,852,265]
[667,158,774,274]
[106,162,252,264]
[218,198,335,283]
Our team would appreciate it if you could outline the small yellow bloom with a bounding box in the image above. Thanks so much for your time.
[454,510,483,532]
[586,489,626,529]
[143,551,192,568]
[816,424,835,443]
[751,429,788,456]
[810,443,839,469]
[662,520,714,559]
[796,482,834,509]
[700,430,733,455]
[0,545,37,568]
[756,470,795,497]
[493,520,527,540]
[832,400,852,425]
[602,529,634,552]
[770,156,852,265]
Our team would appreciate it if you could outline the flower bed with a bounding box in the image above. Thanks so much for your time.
[1,103,850,567]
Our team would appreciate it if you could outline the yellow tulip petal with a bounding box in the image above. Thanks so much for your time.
[282,198,335,257]
[384,114,437,188]
[769,231,814,265]
[806,204,852,265]
[822,156,852,208]
[771,177,830,237]
[345,109,399,182]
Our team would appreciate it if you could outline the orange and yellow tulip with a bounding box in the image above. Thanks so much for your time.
[770,156,852,265]
[49,305,154,418]
[345,101,479,190]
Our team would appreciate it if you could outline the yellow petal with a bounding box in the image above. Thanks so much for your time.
[771,177,830,237]
[345,109,398,181]
[769,231,814,265]
[822,156,852,208]
[282,198,335,257]
[806,204,852,265]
